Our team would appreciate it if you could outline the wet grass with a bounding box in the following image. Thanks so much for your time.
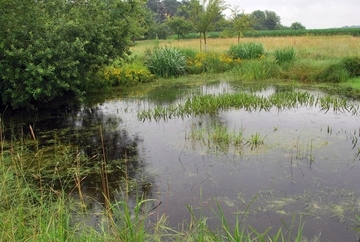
[138,90,360,121]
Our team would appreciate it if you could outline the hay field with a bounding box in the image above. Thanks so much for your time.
[131,36,360,59]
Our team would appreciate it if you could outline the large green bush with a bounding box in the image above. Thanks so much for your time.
[0,0,145,109]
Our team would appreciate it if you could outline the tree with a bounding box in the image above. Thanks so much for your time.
[0,0,146,109]
[187,0,226,51]
[290,22,306,30]
[163,0,182,17]
[250,10,281,30]
[264,10,281,30]
[167,17,194,40]
[229,7,253,42]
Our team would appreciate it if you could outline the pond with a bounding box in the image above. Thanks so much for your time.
[4,82,360,241]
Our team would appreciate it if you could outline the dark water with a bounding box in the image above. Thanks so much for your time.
[4,82,360,241]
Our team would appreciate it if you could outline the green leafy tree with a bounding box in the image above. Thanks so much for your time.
[229,7,253,42]
[163,0,182,17]
[290,22,306,30]
[187,0,226,51]
[167,17,194,40]
[250,10,281,30]
[0,0,146,109]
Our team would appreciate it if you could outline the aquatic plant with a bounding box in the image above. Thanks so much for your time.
[246,132,265,149]
[138,91,360,121]
[186,121,245,153]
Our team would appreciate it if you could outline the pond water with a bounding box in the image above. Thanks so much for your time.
[5,82,360,241]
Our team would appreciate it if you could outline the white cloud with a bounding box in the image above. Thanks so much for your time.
[224,0,360,29]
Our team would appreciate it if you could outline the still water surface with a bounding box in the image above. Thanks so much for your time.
[9,82,360,241]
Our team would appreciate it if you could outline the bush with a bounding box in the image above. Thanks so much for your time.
[185,51,241,74]
[102,62,155,86]
[342,57,360,77]
[274,47,297,64]
[0,0,144,109]
[145,46,187,77]
[319,62,349,83]
[228,42,265,60]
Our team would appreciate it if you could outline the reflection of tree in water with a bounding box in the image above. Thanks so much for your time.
[62,106,153,200]
[2,103,156,231]
[55,106,156,231]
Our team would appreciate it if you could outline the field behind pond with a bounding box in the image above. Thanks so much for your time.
[131,36,360,58]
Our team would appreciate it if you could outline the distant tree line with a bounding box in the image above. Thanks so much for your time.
[143,0,306,41]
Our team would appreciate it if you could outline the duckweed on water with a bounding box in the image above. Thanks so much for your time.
[138,91,360,121]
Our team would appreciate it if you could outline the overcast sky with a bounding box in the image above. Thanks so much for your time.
[224,0,360,29]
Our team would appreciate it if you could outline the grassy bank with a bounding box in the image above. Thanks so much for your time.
[123,36,360,99]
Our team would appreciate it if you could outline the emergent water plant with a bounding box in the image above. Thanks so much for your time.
[138,91,360,121]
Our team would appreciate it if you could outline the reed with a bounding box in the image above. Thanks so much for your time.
[145,46,186,77]
[138,91,360,121]
[274,47,297,64]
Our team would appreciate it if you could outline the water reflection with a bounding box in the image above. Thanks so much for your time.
[2,82,360,240]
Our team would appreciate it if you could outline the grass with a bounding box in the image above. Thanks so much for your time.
[138,90,360,121]
[131,36,360,58]
[246,132,266,150]
[274,47,297,64]
[127,36,360,99]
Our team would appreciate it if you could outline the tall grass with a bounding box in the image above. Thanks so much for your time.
[145,46,187,77]
[274,47,297,64]
[228,42,265,60]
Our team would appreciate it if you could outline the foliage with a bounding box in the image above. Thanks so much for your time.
[226,7,253,43]
[319,61,350,83]
[102,63,155,86]
[138,90,360,121]
[274,47,297,64]
[145,46,187,77]
[0,0,146,109]
[228,42,265,60]
[186,0,226,51]
[243,28,360,37]
[166,16,194,41]
[233,58,280,81]
[185,51,241,74]
[342,56,360,77]
[250,10,281,30]
[290,22,306,30]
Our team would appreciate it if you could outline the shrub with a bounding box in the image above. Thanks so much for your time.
[319,62,349,83]
[342,56,360,77]
[274,47,297,64]
[102,62,155,86]
[228,42,265,60]
[0,0,144,109]
[185,52,241,74]
[145,46,187,77]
